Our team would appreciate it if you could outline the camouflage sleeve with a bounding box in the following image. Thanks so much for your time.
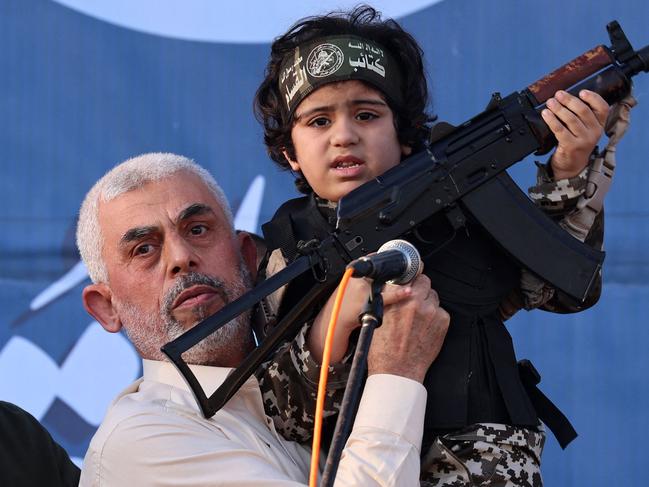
[528,160,591,219]
[256,321,352,443]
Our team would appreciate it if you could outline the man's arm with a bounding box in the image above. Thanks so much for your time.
[336,274,449,484]
[82,275,448,487]
[81,379,429,487]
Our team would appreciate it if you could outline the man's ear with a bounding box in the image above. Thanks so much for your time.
[282,150,301,172]
[237,231,260,280]
[82,283,122,333]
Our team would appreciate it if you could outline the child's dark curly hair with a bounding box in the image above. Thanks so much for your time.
[254,5,432,194]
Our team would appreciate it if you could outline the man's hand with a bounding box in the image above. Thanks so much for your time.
[542,89,609,180]
[367,274,449,383]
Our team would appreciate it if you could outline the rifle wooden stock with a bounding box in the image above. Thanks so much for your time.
[527,46,614,105]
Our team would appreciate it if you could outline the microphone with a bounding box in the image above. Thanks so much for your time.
[348,239,423,284]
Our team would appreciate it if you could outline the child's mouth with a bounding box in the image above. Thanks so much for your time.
[336,161,361,168]
[332,156,365,172]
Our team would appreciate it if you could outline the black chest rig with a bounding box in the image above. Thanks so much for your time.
[262,194,574,448]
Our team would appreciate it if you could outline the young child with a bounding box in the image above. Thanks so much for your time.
[253,5,616,485]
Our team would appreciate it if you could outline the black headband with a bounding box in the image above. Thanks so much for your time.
[278,35,403,118]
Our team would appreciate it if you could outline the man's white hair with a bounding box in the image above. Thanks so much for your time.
[77,152,234,283]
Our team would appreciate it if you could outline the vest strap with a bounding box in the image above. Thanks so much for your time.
[518,359,577,449]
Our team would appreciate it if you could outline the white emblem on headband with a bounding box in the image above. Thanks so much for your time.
[307,43,344,78]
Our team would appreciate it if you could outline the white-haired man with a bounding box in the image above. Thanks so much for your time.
[77,152,449,486]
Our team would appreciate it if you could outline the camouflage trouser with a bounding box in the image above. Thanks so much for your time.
[420,423,545,487]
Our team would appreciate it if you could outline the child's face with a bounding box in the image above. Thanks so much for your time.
[285,80,411,202]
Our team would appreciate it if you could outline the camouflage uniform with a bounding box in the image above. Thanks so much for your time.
[255,96,637,484]
[420,423,545,487]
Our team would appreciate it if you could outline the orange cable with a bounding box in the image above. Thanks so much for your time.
[309,267,355,487]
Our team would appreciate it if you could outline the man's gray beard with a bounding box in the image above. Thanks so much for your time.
[117,265,253,366]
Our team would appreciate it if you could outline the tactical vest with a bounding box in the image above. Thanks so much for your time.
[262,194,574,448]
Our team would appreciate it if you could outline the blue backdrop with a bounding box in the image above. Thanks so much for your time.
[1,0,647,484]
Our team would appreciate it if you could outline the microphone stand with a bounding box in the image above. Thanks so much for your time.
[321,279,385,487]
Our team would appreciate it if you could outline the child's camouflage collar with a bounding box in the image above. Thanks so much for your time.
[278,35,403,118]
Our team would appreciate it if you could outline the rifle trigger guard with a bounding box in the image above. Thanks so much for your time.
[297,239,328,283]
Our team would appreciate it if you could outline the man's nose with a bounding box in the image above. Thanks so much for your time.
[330,117,360,147]
[165,236,198,276]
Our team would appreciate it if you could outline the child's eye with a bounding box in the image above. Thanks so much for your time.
[308,117,330,128]
[356,111,378,121]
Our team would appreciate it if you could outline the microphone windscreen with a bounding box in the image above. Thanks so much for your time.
[377,239,423,285]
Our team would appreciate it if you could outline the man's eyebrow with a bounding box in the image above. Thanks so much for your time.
[295,98,388,121]
[118,205,215,247]
[176,203,215,223]
[120,226,158,246]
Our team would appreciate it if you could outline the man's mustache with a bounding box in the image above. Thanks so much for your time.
[162,273,230,316]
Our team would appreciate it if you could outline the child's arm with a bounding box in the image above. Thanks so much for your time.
[307,277,413,364]
[502,91,638,318]
[256,321,347,443]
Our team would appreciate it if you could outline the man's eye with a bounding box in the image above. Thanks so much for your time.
[356,112,378,121]
[134,244,152,255]
[308,117,330,128]
[190,224,207,236]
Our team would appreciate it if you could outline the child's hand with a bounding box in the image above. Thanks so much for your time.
[542,90,609,180]
[308,276,414,364]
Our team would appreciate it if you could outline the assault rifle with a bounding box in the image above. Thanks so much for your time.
[162,21,648,418]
